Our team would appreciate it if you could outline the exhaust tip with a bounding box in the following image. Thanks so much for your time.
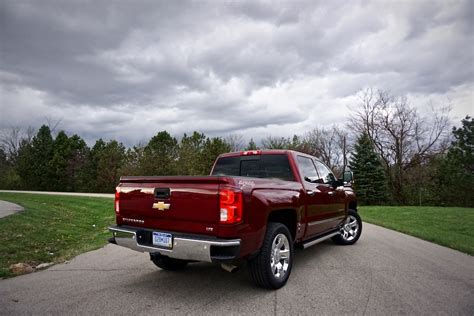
[221,263,239,273]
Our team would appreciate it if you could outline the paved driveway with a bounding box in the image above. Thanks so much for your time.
[0,190,114,198]
[1,223,473,315]
[0,200,24,218]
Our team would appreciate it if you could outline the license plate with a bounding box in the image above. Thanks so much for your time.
[152,232,173,248]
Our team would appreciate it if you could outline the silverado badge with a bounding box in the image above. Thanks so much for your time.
[152,202,170,211]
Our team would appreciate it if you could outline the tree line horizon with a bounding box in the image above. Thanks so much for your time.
[0,89,472,207]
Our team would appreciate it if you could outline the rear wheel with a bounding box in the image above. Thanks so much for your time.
[332,209,362,245]
[248,223,293,289]
[150,254,188,271]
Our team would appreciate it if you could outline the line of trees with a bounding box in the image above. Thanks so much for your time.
[0,128,232,193]
[0,89,472,206]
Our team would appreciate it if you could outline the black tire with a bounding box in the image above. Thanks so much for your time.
[248,223,294,289]
[150,254,188,271]
[332,209,362,245]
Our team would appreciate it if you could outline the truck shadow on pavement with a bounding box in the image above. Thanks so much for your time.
[119,240,365,313]
[123,240,338,299]
[1,239,367,315]
[111,240,355,313]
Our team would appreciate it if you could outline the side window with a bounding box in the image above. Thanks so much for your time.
[212,156,240,176]
[313,160,336,184]
[296,156,319,182]
[260,155,295,181]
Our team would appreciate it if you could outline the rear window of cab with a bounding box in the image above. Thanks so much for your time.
[211,154,295,181]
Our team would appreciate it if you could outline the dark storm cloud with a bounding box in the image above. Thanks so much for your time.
[0,0,472,146]
[337,1,473,95]
[0,1,195,106]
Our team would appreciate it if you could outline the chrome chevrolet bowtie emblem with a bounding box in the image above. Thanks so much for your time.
[152,202,170,211]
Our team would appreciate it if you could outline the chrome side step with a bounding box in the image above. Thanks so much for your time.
[301,231,340,249]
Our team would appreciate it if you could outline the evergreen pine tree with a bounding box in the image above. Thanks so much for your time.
[66,134,89,192]
[95,140,125,192]
[177,132,206,175]
[16,139,35,189]
[245,138,258,150]
[434,116,474,207]
[30,125,54,190]
[50,131,70,191]
[141,131,179,176]
[201,137,231,174]
[349,133,389,205]
[82,139,106,191]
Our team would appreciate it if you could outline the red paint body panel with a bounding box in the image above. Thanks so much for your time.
[115,150,356,260]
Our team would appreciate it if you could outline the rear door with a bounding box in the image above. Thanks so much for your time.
[296,156,344,238]
[296,155,333,237]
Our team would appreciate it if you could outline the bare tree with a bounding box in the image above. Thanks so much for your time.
[225,134,245,152]
[0,126,35,162]
[261,136,292,149]
[302,127,349,176]
[45,117,63,135]
[260,130,349,176]
[351,88,450,202]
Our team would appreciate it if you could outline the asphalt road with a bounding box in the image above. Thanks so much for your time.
[1,223,473,315]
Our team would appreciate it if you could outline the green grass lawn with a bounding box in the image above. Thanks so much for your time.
[0,193,114,278]
[359,205,474,255]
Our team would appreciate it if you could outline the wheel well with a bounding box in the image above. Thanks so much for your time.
[348,201,357,211]
[267,209,297,240]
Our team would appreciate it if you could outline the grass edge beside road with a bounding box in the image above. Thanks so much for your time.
[359,205,474,256]
[0,192,114,278]
[0,193,472,279]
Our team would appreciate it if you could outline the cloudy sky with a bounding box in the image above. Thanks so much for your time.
[0,0,472,146]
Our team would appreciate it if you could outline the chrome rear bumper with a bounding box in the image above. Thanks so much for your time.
[108,225,241,263]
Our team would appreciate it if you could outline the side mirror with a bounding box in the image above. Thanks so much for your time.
[343,171,353,185]
[333,179,344,188]
[304,176,324,184]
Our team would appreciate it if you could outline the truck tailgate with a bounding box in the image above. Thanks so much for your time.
[118,176,228,228]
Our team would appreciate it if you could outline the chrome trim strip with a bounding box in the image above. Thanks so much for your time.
[307,218,337,226]
[118,187,154,194]
[109,226,240,262]
[302,231,340,249]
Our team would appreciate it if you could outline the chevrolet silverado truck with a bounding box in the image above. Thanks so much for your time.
[109,150,361,289]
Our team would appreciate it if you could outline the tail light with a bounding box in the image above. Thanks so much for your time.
[241,150,261,156]
[219,188,243,224]
[115,187,120,214]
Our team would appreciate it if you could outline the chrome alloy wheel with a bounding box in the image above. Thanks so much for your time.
[341,215,359,242]
[270,233,290,279]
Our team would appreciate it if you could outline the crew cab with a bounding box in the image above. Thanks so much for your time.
[109,150,362,289]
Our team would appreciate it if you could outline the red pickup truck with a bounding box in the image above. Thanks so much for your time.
[109,150,361,289]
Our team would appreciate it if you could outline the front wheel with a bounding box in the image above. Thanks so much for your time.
[332,209,362,245]
[248,223,293,289]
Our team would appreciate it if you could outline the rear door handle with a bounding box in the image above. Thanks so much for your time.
[306,190,316,197]
[328,191,335,196]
